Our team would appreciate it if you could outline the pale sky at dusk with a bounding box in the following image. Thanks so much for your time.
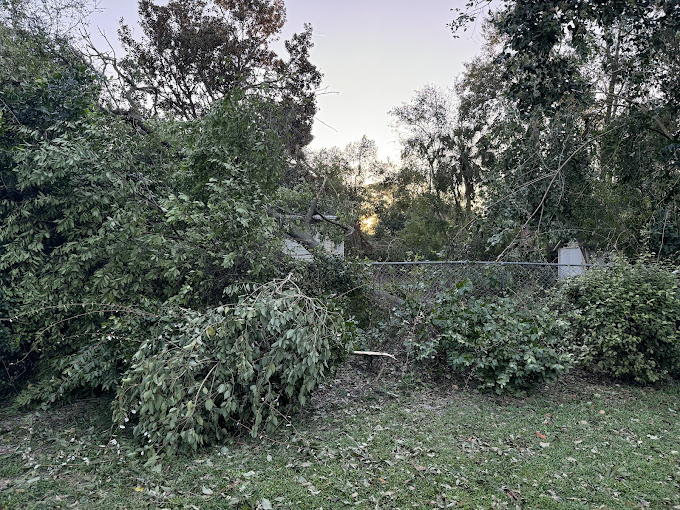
[88,1,485,162]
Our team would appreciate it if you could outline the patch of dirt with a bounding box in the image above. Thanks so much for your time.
[309,359,387,411]
[307,357,470,421]
[308,357,663,428]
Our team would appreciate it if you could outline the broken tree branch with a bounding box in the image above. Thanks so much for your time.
[303,175,327,228]
[314,211,355,236]
[352,351,397,361]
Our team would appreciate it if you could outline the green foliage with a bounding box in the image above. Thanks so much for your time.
[0,276,28,399]
[447,2,680,259]
[0,1,353,464]
[0,23,142,398]
[293,251,372,328]
[368,182,457,261]
[397,209,450,260]
[0,33,289,402]
[649,208,680,262]
[407,281,572,395]
[0,24,98,137]
[112,279,350,460]
[554,260,680,384]
[180,93,285,199]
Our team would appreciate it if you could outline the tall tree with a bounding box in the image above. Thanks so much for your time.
[390,84,481,213]
[450,2,680,259]
[343,135,381,188]
[390,85,455,196]
[114,0,321,154]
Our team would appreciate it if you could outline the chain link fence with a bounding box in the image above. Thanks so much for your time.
[367,261,592,302]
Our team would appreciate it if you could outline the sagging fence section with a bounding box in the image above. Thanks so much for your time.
[367,260,592,301]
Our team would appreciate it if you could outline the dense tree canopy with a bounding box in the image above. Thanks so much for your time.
[443,0,680,260]
[115,0,321,154]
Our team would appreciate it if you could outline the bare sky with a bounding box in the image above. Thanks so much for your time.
[88,1,484,161]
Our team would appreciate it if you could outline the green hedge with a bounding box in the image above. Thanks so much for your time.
[554,260,680,384]
[406,281,573,395]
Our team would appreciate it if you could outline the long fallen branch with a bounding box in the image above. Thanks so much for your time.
[352,350,397,361]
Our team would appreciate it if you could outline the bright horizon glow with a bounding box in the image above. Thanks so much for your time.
[87,1,485,162]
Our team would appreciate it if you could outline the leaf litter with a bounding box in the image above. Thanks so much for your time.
[0,362,679,508]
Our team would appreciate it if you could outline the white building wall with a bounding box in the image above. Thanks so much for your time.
[283,236,344,261]
[282,239,314,260]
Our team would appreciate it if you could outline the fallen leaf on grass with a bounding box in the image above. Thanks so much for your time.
[539,442,550,448]
[535,431,547,440]
[134,486,144,492]
[377,477,387,484]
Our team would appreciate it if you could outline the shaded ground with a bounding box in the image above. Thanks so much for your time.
[1,361,679,509]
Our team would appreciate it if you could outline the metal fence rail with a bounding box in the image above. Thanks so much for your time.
[368,260,593,301]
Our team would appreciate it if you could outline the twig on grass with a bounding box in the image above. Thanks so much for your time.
[352,350,397,361]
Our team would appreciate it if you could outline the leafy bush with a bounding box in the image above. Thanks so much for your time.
[407,281,572,395]
[554,260,680,384]
[112,279,350,461]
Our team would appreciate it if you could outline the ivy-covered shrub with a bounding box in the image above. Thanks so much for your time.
[112,279,350,461]
[407,281,573,395]
[554,260,680,384]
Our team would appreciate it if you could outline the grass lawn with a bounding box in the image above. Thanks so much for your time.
[1,363,679,509]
